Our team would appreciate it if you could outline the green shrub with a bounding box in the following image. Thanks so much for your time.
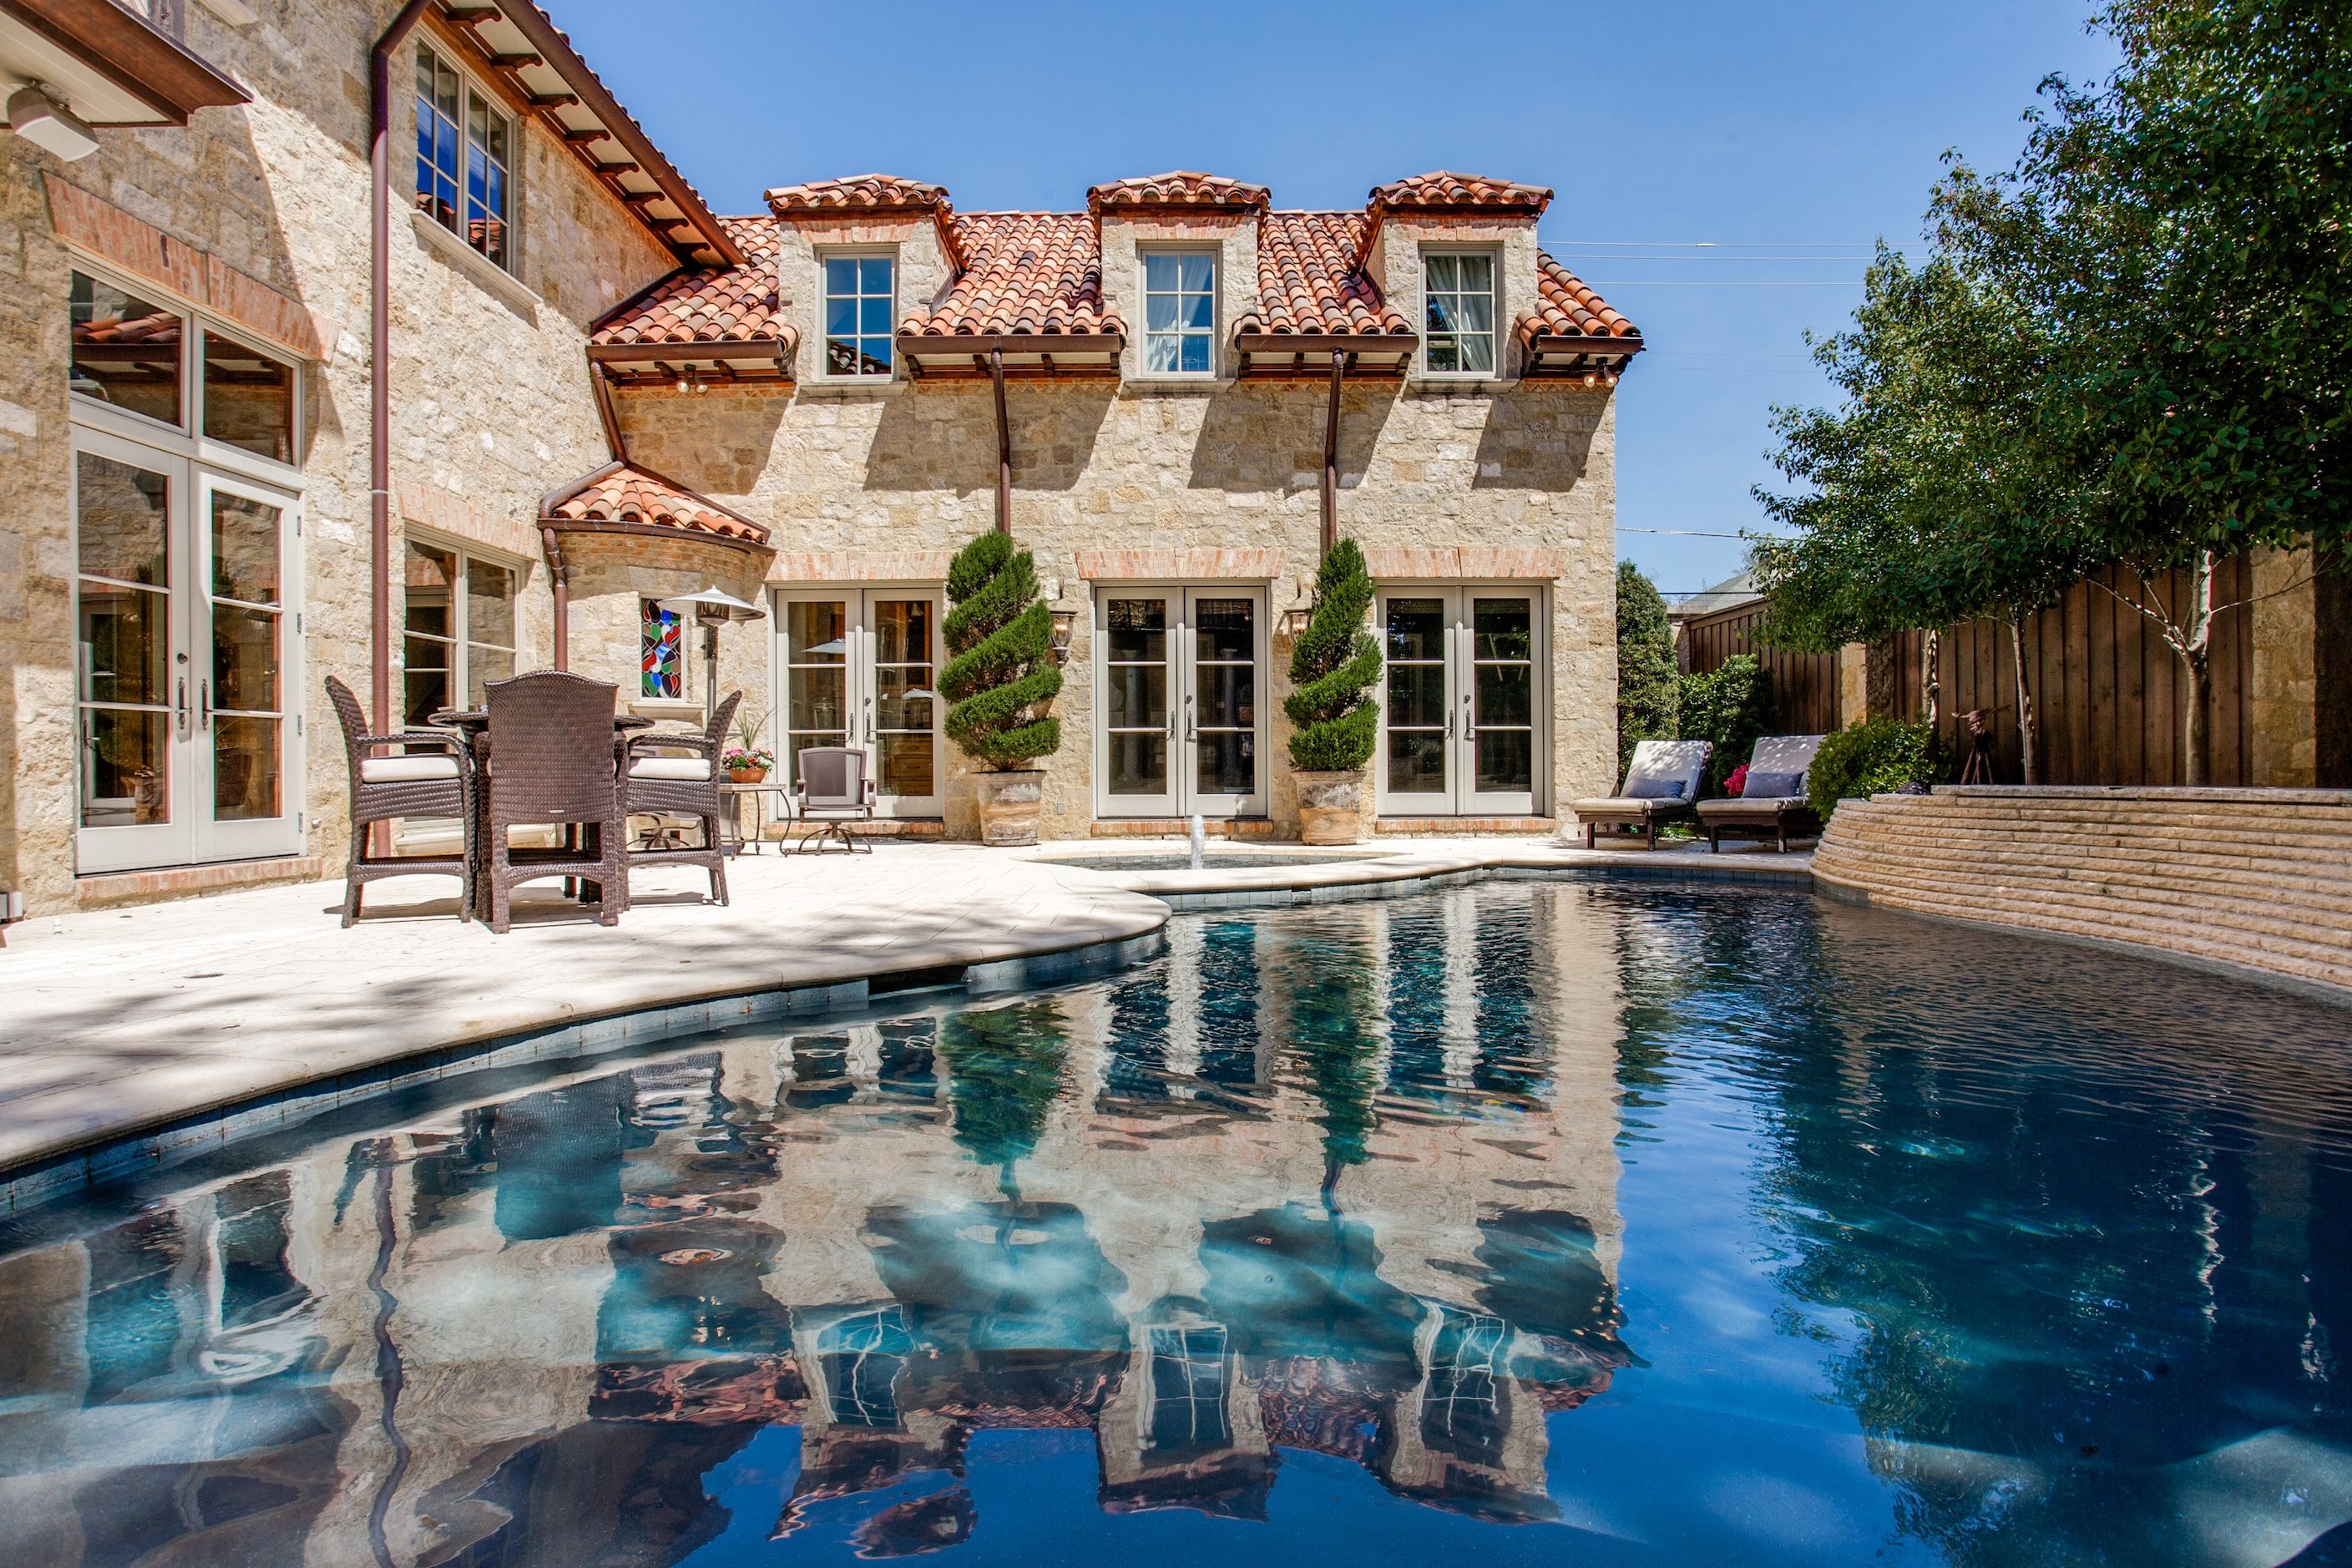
[1808,718,1940,819]
[941,532,1062,769]
[1285,538,1383,771]
[1616,562,1678,777]
[1677,654,1773,793]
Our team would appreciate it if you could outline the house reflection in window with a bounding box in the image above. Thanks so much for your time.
[1146,1324,1231,1453]
[1420,1308,1510,1466]
[816,1306,912,1429]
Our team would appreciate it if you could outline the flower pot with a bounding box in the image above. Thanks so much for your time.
[725,766,769,785]
[974,768,1046,847]
[1293,768,1368,846]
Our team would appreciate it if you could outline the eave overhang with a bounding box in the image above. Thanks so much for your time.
[1523,333,1644,377]
[589,334,796,388]
[1235,331,1418,379]
[0,0,246,126]
[898,331,1125,381]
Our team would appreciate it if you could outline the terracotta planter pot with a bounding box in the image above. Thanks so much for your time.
[1293,768,1368,846]
[974,768,1046,847]
[725,766,769,785]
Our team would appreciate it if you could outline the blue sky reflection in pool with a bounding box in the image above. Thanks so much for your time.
[2,884,2350,1565]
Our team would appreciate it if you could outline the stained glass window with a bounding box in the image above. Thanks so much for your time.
[641,599,682,699]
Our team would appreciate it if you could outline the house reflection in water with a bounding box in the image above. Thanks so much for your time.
[0,888,1633,1562]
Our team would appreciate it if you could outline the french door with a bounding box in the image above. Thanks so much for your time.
[774,588,943,817]
[1094,586,1267,819]
[1378,589,1543,817]
[73,427,304,873]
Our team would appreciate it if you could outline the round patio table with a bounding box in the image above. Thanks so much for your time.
[718,780,793,855]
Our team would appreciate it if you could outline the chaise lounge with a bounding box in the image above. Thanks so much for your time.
[1696,734,1826,852]
[1570,739,1713,849]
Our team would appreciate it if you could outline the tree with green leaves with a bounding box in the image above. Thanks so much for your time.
[1615,562,1678,778]
[1284,537,1383,772]
[1935,0,2352,782]
[941,532,1062,769]
[938,999,1068,1194]
[1677,654,1774,794]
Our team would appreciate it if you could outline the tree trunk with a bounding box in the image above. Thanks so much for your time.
[2008,610,2038,786]
[2181,549,2215,786]
[1922,629,1940,733]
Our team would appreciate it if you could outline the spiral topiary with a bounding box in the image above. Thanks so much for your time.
[1284,537,1383,771]
[941,531,1063,769]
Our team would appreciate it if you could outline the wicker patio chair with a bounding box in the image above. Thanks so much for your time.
[325,675,474,928]
[792,746,876,854]
[623,690,740,905]
[479,670,628,933]
[1696,734,1828,852]
[1569,739,1712,849]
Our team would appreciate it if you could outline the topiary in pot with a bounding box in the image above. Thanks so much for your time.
[1284,538,1383,843]
[941,532,1063,844]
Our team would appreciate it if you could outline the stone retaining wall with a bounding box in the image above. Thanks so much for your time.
[1812,786,2352,994]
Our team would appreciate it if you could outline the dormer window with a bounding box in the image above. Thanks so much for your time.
[824,255,896,377]
[1424,252,1497,375]
[1143,252,1216,375]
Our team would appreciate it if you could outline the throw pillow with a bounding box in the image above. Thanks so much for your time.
[1742,769,1805,799]
[1625,775,1686,801]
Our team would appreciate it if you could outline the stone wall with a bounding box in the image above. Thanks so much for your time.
[1,0,675,913]
[1812,785,2352,995]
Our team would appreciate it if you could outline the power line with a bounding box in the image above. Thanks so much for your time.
[1621,528,1786,539]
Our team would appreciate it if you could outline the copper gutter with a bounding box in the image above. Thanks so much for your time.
[1322,349,1344,555]
[369,0,433,735]
[991,346,1011,536]
[539,525,569,670]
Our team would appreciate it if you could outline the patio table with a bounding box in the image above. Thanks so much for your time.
[718,780,793,856]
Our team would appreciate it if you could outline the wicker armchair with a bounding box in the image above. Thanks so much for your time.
[325,675,473,927]
[479,670,628,933]
[623,690,740,906]
[792,746,876,854]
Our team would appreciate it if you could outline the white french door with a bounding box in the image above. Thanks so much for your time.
[73,427,304,873]
[774,588,943,817]
[1378,589,1543,818]
[1093,586,1267,819]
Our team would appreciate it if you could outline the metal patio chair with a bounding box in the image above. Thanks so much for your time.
[623,690,740,905]
[792,746,876,854]
[325,675,473,927]
[479,670,627,933]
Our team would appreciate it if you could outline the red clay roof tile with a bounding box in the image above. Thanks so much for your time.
[1242,211,1410,338]
[1524,251,1641,343]
[590,217,792,347]
[902,212,1121,339]
[544,461,770,545]
[763,174,950,218]
[1371,171,1553,217]
[1087,171,1269,216]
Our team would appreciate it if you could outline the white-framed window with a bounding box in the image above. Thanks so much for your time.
[1423,251,1499,376]
[402,536,519,724]
[822,254,896,377]
[68,264,302,475]
[1142,251,1216,375]
[415,43,513,271]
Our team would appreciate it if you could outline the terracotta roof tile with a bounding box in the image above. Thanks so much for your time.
[902,212,1120,339]
[763,174,950,218]
[544,461,770,545]
[1242,212,1409,337]
[590,217,792,347]
[1524,251,1641,342]
[1371,171,1553,217]
[1087,171,1269,217]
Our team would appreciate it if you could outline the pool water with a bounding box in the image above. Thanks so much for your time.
[3,882,2350,1566]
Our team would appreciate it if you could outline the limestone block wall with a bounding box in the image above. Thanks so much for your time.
[1812,786,2352,994]
[0,0,675,912]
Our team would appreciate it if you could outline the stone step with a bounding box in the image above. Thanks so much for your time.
[1816,832,2352,909]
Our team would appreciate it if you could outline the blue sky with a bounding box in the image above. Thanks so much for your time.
[550,1,2117,599]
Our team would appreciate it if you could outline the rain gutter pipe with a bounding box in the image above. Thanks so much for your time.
[1322,348,1345,555]
[369,0,434,733]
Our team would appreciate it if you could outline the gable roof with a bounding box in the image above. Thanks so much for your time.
[1370,171,1554,217]
[903,212,1120,340]
[1087,171,1270,217]
[541,460,769,546]
[763,174,952,218]
[1243,211,1411,339]
[591,216,791,348]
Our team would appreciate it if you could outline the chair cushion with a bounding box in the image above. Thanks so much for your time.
[1743,770,1806,800]
[1625,775,1685,801]
[630,756,711,781]
[360,754,459,783]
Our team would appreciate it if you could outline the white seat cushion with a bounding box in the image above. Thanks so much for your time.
[360,754,459,783]
[630,756,711,781]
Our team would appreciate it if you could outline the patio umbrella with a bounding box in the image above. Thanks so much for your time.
[657,587,766,721]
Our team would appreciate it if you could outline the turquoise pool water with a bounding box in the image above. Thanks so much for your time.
[1,882,2349,1565]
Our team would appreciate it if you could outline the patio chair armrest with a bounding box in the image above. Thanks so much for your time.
[862,780,877,806]
[628,731,720,757]
[359,730,463,752]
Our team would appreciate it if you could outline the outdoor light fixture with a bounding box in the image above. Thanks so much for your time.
[8,86,99,163]
[1280,606,1313,638]
[1049,607,1077,665]
[657,586,766,721]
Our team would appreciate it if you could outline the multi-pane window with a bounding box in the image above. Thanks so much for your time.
[822,256,894,377]
[1424,253,1497,374]
[70,271,183,427]
[1144,253,1216,374]
[641,598,683,698]
[415,44,511,271]
[201,331,295,463]
[402,539,518,723]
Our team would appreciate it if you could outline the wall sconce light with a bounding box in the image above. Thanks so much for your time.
[1050,606,1077,665]
[1280,605,1313,638]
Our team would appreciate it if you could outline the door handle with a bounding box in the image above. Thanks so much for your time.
[176,676,190,738]
[1463,691,1475,742]
[862,694,873,746]
[1183,695,1196,743]
[199,679,211,732]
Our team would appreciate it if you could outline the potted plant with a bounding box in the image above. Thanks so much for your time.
[723,710,773,783]
[940,531,1062,846]
[1284,537,1382,845]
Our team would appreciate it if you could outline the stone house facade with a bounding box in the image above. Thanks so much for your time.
[1,0,1640,916]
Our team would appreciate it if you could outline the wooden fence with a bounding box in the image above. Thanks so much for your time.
[1677,555,2254,787]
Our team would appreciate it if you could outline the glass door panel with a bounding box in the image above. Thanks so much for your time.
[1376,589,1542,818]
[1101,594,1176,815]
[775,590,943,817]
[196,476,299,858]
[1186,593,1262,814]
[1383,597,1450,812]
[1094,588,1265,819]
[781,597,849,792]
[1466,596,1536,813]
[74,438,187,869]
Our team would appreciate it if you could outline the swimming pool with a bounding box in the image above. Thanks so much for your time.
[1,881,2347,1565]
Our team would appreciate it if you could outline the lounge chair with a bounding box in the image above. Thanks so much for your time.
[1696,734,1827,852]
[792,746,876,854]
[325,675,473,927]
[1570,739,1712,849]
[479,670,628,933]
[623,690,740,906]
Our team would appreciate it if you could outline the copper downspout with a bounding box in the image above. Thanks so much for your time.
[1322,348,1346,555]
[539,526,569,671]
[589,360,625,463]
[369,0,432,735]
[990,346,1010,535]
